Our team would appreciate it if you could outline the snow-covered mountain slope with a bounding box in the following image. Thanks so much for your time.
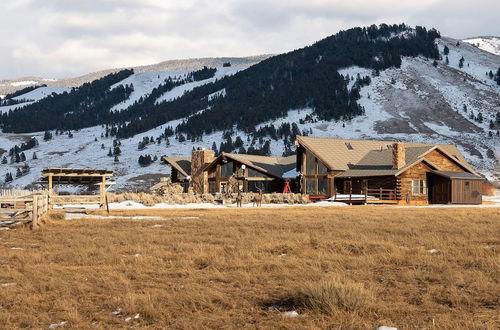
[0,56,270,96]
[463,36,500,56]
[0,87,71,113]
[0,36,499,191]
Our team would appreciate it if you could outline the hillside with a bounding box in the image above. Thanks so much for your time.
[464,36,500,56]
[0,24,499,190]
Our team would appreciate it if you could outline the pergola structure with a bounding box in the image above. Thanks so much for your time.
[39,168,114,209]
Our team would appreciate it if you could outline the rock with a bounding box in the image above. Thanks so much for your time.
[283,311,299,317]
[48,324,59,329]
[1,283,16,287]
[278,253,288,257]
[427,249,439,254]
[124,317,132,322]
[134,313,140,319]
[376,326,398,330]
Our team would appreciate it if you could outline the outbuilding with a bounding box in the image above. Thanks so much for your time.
[429,171,483,204]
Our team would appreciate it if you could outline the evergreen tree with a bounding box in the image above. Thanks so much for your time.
[113,146,121,156]
[459,56,464,68]
[20,152,26,162]
[16,168,22,178]
[114,155,119,163]
[1,156,7,164]
[445,56,449,65]
[443,45,449,55]
[211,142,218,154]
[107,148,113,157]
[15,153,21,163]
[432,60,438,67]
[43,131,52,141]
[32,152,37,160]
[5,172,13,183]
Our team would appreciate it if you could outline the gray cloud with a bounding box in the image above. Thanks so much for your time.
[1,0,498,79]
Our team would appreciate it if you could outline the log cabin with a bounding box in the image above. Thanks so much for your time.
[295,136,483,204]
[163,149,296,194]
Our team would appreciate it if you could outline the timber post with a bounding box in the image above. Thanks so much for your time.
[32,195,38,229]
[48,174,53,209]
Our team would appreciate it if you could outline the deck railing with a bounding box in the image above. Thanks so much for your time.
[333,187,399,203]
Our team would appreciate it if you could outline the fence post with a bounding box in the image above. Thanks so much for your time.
[32,195,38,229]
[364,187,368,204]
[379,187,382,200]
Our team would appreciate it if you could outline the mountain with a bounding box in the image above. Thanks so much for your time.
[463,36,500,56]
[0,24,499,190]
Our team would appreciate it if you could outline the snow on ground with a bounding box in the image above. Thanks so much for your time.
[0,101,36,113]
[155,66,244,104]
[0,38,499,189]
[463,37,500,56]
[0,87,70,113]
[12,86,70,102]
[109,70,190,111]
[9,80,38,87]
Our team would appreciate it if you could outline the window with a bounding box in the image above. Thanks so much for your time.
[412,179,428,195]
[318,160,328,174]
[248,181,270,193]
[318,177,328,195]
[464,181,470,187]
[306,178,316,195]
[345,142,353,150]
[306,150,316,175]
[220,161,233,178]
[248,168,270,178]
[208,181,216,193]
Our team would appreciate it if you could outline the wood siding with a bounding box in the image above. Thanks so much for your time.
[424,149,465,172]
[451,179,482,204]
[398,161,432,202]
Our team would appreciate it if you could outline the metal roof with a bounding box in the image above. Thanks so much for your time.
[206,153,296,179]
[162,157,192,177]
[431,170,484,180]
[296,136,478,176]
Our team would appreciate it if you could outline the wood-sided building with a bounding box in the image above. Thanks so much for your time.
[163,149,296,194]
[295,136,483,204]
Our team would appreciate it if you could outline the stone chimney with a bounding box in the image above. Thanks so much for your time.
[191,148,215,194]
[392,143,405,169]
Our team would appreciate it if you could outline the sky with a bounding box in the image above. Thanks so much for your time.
[1,0,499,80]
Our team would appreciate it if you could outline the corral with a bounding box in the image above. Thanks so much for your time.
[0,206,498,329]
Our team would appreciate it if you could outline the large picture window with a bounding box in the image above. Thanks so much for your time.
[412,179,428,195]
[303,150,329,195]
[220,161,233,178]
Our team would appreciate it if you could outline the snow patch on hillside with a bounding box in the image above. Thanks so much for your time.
[464,37,500,56]
[155,66,244,104]
[109,70,190,111]
[12,87,71,102]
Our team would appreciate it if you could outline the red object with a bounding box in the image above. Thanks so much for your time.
[283,180,291,193]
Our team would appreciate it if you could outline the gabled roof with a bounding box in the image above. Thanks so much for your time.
[162,157,191,177]
[296,136,477,176]
[206,153,296,179]
[431,170,483,180]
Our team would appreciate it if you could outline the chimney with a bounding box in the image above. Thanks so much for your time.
[392,143,405,169]
[191,148,215,194]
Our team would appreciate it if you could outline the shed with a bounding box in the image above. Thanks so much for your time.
[429,171,483,204]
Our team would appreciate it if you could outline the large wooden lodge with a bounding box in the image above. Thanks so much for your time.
[163,136,484,205]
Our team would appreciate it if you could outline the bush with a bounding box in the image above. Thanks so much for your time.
[297,278,370,314]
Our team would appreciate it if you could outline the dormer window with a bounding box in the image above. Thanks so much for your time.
[345,142,353,150]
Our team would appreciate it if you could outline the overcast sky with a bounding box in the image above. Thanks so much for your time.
[1,0,498,79]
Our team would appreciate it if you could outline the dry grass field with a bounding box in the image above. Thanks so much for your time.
[0,206,499,329]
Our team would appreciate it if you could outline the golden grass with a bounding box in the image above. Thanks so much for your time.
[0,206,499,329]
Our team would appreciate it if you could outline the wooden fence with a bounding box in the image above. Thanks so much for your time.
[0,194,49,228]
[0,189,34,197]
